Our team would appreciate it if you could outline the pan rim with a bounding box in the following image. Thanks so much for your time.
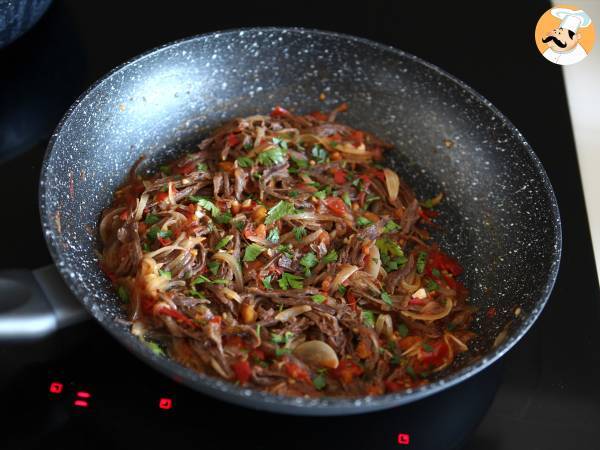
[39,26,562,415]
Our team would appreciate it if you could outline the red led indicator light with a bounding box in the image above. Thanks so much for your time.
[76,391,91,399]
[49,382,63,394]
[397,433,410,445]
[159,398,173,410]
[73,400,88,408]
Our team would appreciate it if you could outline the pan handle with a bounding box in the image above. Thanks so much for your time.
[0,265,89,341]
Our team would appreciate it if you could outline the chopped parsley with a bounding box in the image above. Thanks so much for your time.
[144,214,160,225]
[342,191,352,207]
[425,279,439,292]
[196,162,208,172]
[267,228,280,243]
[257,146,287,166]
[356,216,372,227]
[159,165,171,175]
[323,249,338,264]
[383,220,401,233]
[300,252,318,275]
[432,268,441,278]
[291,157,309,169]
[215,235,233,250]
[117,286,129,303]
[159,270,171,279]
[397,323,409,338]
[312,294,326,304]
[312,373,327,390]
[381,291,393,306]
[311,144,328,163]
[362,310,376,328]
[293,226,307,241]
[421,342,433,352]
[337,284,347,295]
[265,201,296,225]
[262,275,273,290]
[416,252,428,273]
[208,261,220,275]
[277,244,293,256]
[243,243,265,262]
[278,272,304,290]
[236,156,253,168]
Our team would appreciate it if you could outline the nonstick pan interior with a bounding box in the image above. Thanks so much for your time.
[39,28,561,415]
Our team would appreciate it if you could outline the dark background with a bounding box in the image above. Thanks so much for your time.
[1,0,599,449]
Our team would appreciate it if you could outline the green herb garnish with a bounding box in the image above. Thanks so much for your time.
[381,291,393,306]
[215,235,233,250]
[265,201,296,225]
[397,323,409,337]
[144,214,160,225]
[278,272,304,290]
[362,310,376,328]
[262,275,273,290]
[267,228,280,243]
[159,270,171,279]
[312,294,326,304]
[117,286,129,303]
[243,243,265,262]
[323,249,338,264]
[356,216,372,227]
[293,226,307,241]
[236,156,253,168]
[416,252,428,273]
[300,252,318,275]
[383,220,401,233]
[208,261,220,275]
[257,146,287,166]
[312,373,327,390]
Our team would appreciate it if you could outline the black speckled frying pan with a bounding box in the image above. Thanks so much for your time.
[4,28,562,415]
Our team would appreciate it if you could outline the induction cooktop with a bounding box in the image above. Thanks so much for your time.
[1,1,599,449]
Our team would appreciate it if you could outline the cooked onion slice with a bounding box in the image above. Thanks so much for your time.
[275,305,312,321]
[213,251,243,290]
[401,298,453,321]
[293,340,339,369]
[383,168,399,201]
[330,264,358,293]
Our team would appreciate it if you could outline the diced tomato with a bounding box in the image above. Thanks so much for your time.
[324,197,347,216]
[284,363,311,383]
[332,360,363,384]
[356,340,371,359]
[173,162,196,175]
[156,191,168,202]
[397,335,422,351]
[332,169,347,184]
[418,209,433,224]
[346,292,357,311]
[243,223,266,240]
[210,316,222,325]
[119,209,129,221]
[157,236,172,246]
[442,273,459,290]
[486,307,497,318]
[224,335,245,348]
[408,297,426,306]
[250,349,266,361]
[373,169,386,182]
[418,340,449,367]
[218,161,235,173]
[350,130,364,144]
[141,295,156,314]
[271,106,290,118]
[232,360,252,384]
[309,111,329,121]
[227,133,241,147]
[384,380,403,393]
[357,174,371,188]
[428,251,463,276]
[158,307,194,327]
[246,260,263,272]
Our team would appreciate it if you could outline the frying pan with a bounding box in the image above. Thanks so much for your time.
[0,28,561,415]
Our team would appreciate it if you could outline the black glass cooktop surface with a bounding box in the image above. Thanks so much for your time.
[1,1,599,449]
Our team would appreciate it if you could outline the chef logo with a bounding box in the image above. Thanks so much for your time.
[535,5,595,65]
